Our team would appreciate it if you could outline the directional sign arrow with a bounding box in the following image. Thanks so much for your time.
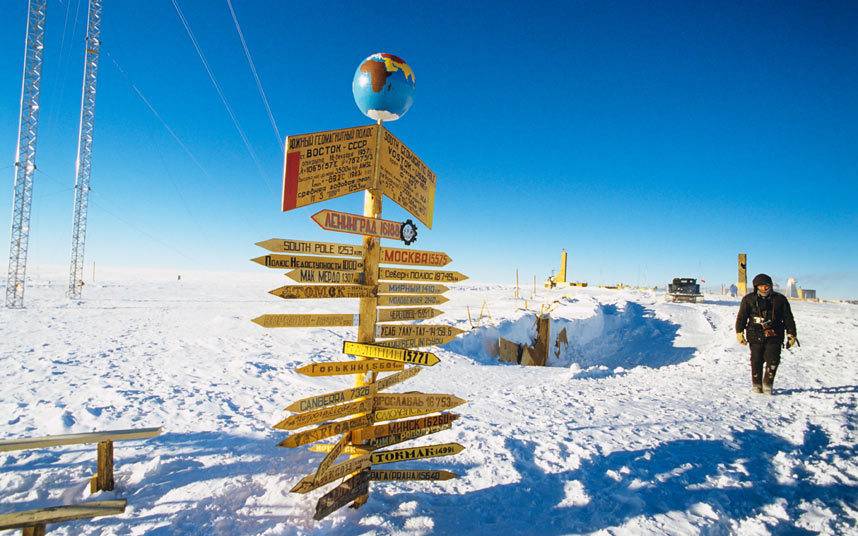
[374,392,467,413]
[255,238,363,257]
[379,248,451,267]
[279,414,372,449]
[376,307,444,322]
[291,454,371,494]
[359,423,453,450]
[374,335,458,349]
[312,209,406,242]
[371,442,465,465]
[313,470,371,520]
[285,269,364,284]
[368,469,457,482]
[377,282,449,295]
[377,294,448,306]
[296,360,404,377]
[286,383,376,413]
[251,254,363,272]
[352,413,459,444]
[343,341,440,366]
[379,268,468,283]
[252,313,359,328]
[376,324,465,339]
[269,284,374,300]
[274,398,373,431]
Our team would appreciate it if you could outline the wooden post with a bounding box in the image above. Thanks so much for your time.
[22,525,46,536]
[514,269,519,299]
[90,440,114,492]
[737,253,748,296]
[351,120,384,509]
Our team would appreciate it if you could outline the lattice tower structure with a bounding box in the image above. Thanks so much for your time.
[68,0,103,299]
[6,0,47,308]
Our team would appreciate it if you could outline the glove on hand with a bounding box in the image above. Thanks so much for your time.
[786,334,798,349]
[736,332,747,345]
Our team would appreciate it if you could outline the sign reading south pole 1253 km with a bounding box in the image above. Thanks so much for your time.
[282,125,377,211]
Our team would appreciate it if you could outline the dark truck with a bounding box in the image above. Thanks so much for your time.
[668,277,703,303]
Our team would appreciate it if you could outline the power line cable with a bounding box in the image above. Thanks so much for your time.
[170,0,275,196]
[225,0,283,152]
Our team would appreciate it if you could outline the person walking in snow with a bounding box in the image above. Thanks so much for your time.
[735,274,798,394]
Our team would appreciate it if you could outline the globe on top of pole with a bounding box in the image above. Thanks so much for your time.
[352,53,416,122]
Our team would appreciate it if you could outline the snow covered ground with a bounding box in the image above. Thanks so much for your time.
[1,271,856,535]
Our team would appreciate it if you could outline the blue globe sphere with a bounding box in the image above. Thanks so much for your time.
[352,53,416,122]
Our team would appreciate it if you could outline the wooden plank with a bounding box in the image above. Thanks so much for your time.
[343,341,440,366]
[274,398,374,430]
[252,313,358,328]
[285,383,376,413]
[374,366,422,390]
[296,360,403,377]
[378,248,450,267]
[269,284,373,300]
[314,432,351,480]
[313,471,371,520]
[377,294,448,306]
[311,209,405,242]
[285,269,364,284]
[358,423,452,450]
[352,413,459,444]
[251,254,363,272]
[372,335,457,349]
[369,469,457,481]
[377,282,449,295]
[374,393,466,413]
[376,324,465,339]
[377,307,443,322]
[0,500,127,530]
[308,443,370,456]
[373,407,432,422]
[282,125,377,212]
[92,440,114,493]
[256,238,363,257]
[291,454,371,493]
[0,428,162,452]
[371,442,464,465]
[378,126,436,228]
[379,267,467,283]
[279,415,372,449]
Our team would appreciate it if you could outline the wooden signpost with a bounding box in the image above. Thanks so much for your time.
[251,106,470,520]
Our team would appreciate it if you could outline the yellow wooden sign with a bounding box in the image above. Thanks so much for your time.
[269,284,374,300]
[343,341,440,366]
[314,470,371,521]
[379,248,450,267]
[373,407,431,422]
[279,414,372,449]
[274,398,373,431]
[374,335,458,349]
[378,126,437,228]
[377,282,449,295]
[379,267,468,283]
[285,268,364,284]
[368,469,457,481]
[252,313,358,328]
[377,294,448,306]
[374,393,466,412]
[312,209,405,242]
[251,254,363,272]
[371,442,465,465]
[296,360,403,377]
[359,423,452,450]
[285,383,377,413]
[282,125,377,212]
[352,413,459,443]
[290,455,371,493]
[377,307,443,322]
[376,324,465,339]
[374,365,422,389]
[256,238,363,257]
[309,443,370,456]
[313,430,350,480]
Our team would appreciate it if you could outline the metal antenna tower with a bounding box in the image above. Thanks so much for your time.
[68,0,103,299]
[6,0,47,308]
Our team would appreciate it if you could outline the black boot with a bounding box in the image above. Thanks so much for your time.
[763,364,777,395]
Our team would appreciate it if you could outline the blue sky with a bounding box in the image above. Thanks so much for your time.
[1,1,856,297]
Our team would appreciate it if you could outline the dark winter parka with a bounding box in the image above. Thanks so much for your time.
[735,291,797,345]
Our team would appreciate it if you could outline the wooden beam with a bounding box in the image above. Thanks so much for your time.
[0,428,162,452]
[90,440,114,493]
[0,500,127,530]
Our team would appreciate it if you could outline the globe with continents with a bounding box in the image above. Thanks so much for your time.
[352,53,416,121]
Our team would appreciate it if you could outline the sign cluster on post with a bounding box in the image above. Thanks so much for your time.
[251,118,469,520]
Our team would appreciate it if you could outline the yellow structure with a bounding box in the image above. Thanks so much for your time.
[557,249,568,284]
[738,253,748,296]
